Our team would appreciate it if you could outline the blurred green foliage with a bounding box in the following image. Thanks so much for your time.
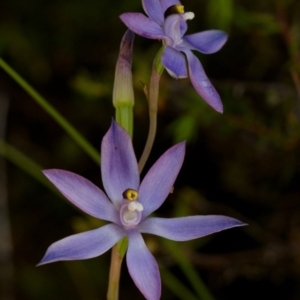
[1,0,300,299]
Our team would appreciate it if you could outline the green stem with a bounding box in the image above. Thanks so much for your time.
[115,105,133,138]
[0,58,100,164]
[107,245,123,300]
[138,66,161,173]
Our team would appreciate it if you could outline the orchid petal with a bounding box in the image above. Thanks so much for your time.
[101,121,139,208]
[127,230,161,300]
[183,50,223,113]
[160,0,181,13]
[142,0,164,26]
[120,13,169,41]
[139,216,246,241]
[162,46,188,78]
[38,224,126,265]
[139,142,185,218]
[181,30,228,54]
[43,169,119,223]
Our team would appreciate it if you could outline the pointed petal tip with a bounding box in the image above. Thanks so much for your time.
[199,87,224,114]
[179,140,186,147]
[202,88,224,113]
[36,258,50,267]
[37,253,76,266]
[223,217,247,230]
[174,140,186,150]
[36,258,51,267]
[219,31,229,45]
[213,30,228,43]
[36,253,57,267]
[110,118,118,129]
[110,118,127,133]
[215,103,223,113]
[236,220,248,227]
[42,169,59,180]
[106,119,129,142]
[42,169,51,175]
[36,261,43,267]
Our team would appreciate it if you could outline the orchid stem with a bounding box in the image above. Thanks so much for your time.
[0,58,100,164]
[138,66,161,173]
[107,245,123,300]
[115,105,133,138]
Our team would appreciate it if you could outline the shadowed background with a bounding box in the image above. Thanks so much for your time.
[1,0,300,299]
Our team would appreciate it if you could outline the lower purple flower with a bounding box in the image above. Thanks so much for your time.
[39,121,245,300]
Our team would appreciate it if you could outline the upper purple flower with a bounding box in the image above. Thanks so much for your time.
[39,121,244,300]
[120,0,228,113]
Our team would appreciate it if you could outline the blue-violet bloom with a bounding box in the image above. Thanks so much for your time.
[39,121,244,300]
[120,0,228,113]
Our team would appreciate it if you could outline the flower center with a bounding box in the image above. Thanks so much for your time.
[163,5,195,47]
[120,188,144,227]
[164,5,195,20]
[122,188,138,201]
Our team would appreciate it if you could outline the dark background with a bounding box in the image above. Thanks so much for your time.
[1,0,300,299]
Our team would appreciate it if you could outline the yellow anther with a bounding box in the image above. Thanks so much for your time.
[175,5,185,14]
[123,189,138,201]
[164,5,185,18]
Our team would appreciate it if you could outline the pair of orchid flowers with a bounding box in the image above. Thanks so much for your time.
[39,1,244,299]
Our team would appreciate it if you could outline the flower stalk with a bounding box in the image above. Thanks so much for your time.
[138,49,164,173]
[115,105,133,137]
[107,245,123,300]
[109,30,135,298]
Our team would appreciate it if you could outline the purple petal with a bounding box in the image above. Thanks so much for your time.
[138,216,246,241]
[139,142,185,218]
[38,224,126,265]
[101,121,139,208]
[181,30,228,54]
[183,50,223,113]
[120,13,169,41]
[162,46,188,78]
[160,0,181,13]
[142,0,164,26]
[43,169,119,223]
[127,230,161,300]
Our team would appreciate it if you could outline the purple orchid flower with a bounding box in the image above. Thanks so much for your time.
[39,121,244,300]
[120,0,228,113]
